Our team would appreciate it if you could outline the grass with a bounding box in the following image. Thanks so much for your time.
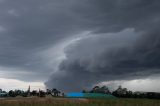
[0,97,160,106]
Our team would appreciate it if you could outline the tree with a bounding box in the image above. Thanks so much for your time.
[8,90,16,97]
[39,90,46,97]
[46,89,51,95]
[51,88,60,96]
[90,85,110,94]
[31,90,38,96]
[14,90,23,96]
[21,91,28,97]
[0,89,2,93]
[100,86,110,94]
[82,90,87,93]
[91,86,100,93]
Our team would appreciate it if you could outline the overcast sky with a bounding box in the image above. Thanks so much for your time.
[0,0,160,92]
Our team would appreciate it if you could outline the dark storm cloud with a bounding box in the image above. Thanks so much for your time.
[45,0,160,92]
[0,0,86,80]
[46,29,160,92]
[0,0,160,91]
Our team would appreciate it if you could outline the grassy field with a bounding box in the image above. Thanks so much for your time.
[0,97,160,106]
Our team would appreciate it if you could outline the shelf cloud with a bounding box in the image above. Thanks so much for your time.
[0,0,160,92]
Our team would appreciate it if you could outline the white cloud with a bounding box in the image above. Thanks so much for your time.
[100,76,160,92]
[0,78,45,91]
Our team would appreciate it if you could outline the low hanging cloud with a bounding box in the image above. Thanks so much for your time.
[45,0,160,92]
[45,28,160,92]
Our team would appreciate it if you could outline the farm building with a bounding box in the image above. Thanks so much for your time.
[66,93,116,99]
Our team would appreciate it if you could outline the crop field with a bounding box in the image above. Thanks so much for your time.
[0,97,160,106]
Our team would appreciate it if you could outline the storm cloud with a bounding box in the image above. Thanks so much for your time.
[0,0,160,91]
[45,0,160,92]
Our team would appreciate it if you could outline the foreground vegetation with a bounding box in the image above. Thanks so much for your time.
[0,97,160,106]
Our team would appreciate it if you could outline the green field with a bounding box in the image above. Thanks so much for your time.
[0,97,160,106]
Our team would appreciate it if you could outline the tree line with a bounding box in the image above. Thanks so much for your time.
[0,88,63,97]
[1,85,160,99]
[82,85,160,99]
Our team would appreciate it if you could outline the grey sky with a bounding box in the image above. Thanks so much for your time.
[0,0,160,92]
